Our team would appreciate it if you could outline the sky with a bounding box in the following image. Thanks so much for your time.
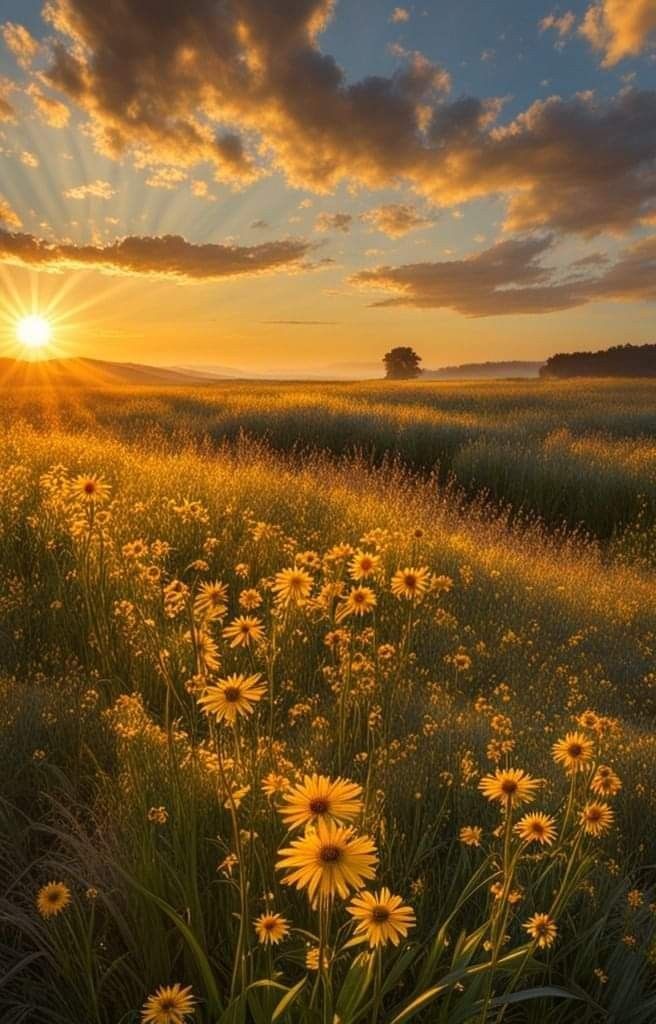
[0,0,655,374]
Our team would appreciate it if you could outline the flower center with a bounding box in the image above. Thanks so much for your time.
[84,481,95,494]
[310,798,330,814]
[319,844,341,863]
[223,686,241,702]
[568,744,583,757]
[405,575,416,589]
[160,999,176,1011]
[372,906,390,922]
[501,779,518,794]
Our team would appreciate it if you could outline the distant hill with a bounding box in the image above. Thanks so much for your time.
[0,357,218,387]
[541,343,656,378]
[422,360,544,380]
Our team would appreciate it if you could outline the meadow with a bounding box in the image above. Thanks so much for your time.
[1,378,655,1023]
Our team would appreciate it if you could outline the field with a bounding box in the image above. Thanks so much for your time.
[2,378,656,1024]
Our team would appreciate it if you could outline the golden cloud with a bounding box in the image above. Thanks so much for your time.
[315,212,352,233]
[580,0,656,66]
[0,196,22,228]
[1,22,39,68]
[27,83,71,127]
[0,0,651,237]
[361,202,433,237]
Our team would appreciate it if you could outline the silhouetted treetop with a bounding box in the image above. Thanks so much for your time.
[383,347,422,380]
[541,343,656,378]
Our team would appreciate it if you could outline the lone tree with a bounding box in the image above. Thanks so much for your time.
[383,346,422,379]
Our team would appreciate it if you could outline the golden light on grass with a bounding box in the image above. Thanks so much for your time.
[17,314,52,352]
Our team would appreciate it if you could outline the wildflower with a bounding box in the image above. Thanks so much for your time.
[36,882,71,919]
[69,474,111,504]
[514,812,557,846]
[305,946,330,971]
[194,630,221,671]
[523,913,557,949]
[254,912,290,945]
[580,802,614,836]
[277,819,377,904]
[335,586,377,623]
[141,983,195,1023]
[222,615,266,648]
[198,673,267,725]
[194,581,228,620]
[390,567,430,601]
[347,887,416,947]
[478,768,539,807]
[552,732,594,773]
[239,588,262,610]
[272,567,313,606]
[591,765,622,797]
[490,882,523,904]
[262,772,290,797]
[459,826,483,847]
[148,806,169,825]
[279,774,363,830]
[218,853,238,877]
[627,889,644,909]
[577,709,600,730]
[348,551,381,581]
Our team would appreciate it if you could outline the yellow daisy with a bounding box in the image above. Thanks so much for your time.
[514,812,557,846]
[580,801,614,836]
[261,771,290,797]
[254,912,290,945]
[272,567,313,606]
[551,732,594,773]
[193,581,228,620]
[335,586,377,623]
[523,913,557,949]
[141,983,195,1024]
[69,474,111,504]
[347,887,415,947]
[478,768,539,807]
[459,826,483,847]
[590,765,622,797]
[279,774,363,830]
[348,551,381,581]
[222,615,266,648]
[390,567,430,601]
[198,673,267,725]
[277,819,377,904]
[36,881,71,919]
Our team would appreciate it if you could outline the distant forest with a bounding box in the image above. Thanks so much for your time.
[541,343,656,378]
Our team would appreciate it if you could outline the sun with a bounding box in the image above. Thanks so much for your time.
[17,315,52,351]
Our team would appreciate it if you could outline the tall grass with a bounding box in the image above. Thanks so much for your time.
[2,377,655,539]
[0,385,655,1023]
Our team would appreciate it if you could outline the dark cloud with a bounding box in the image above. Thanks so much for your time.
[0,227,315,281]
[350,233,656,316]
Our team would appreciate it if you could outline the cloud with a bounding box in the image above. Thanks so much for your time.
[145,167,188,190]
[0,1,646,238]
[64,179,116,200]
[0,228,315,281]
[315,212,353,233]
[260,319,339,324]
[390,7,410,23]
[0,93,16,122]
[539,11,576,39]
[0,196,22,228]
[1,22,39,68]
[191,179,215,199]
[20,150,39,168]
[580,0,656,66]
[250,219,270,229]
[27,83,70,127]
[351,232,656,315]
[361,202,433,237]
